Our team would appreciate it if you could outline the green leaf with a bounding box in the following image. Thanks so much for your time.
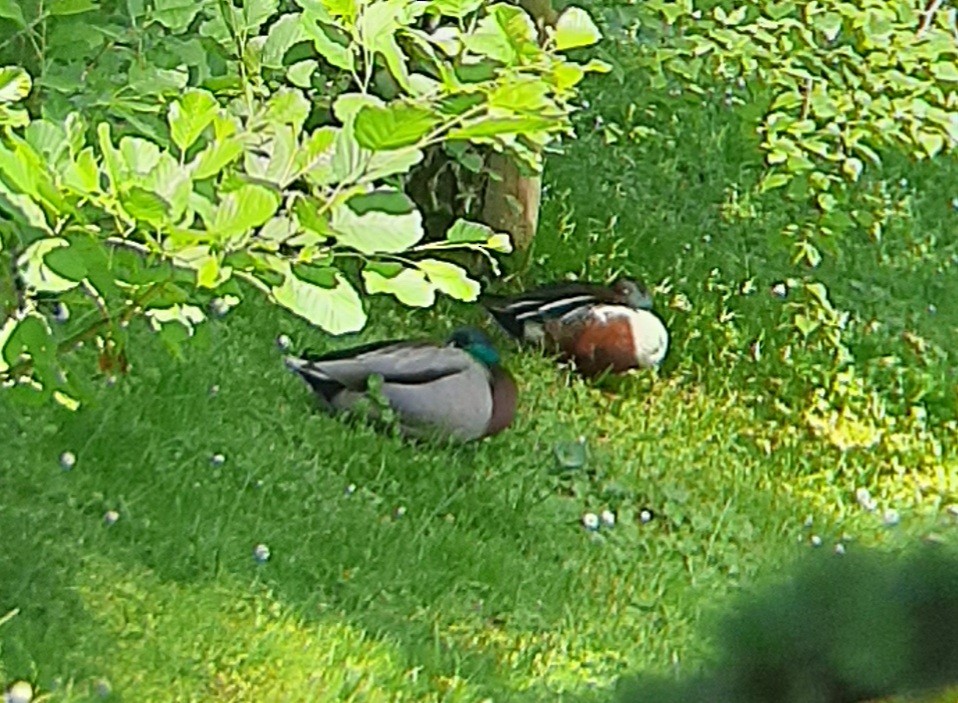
[462,12,516,63]
[296,126,338,180]
[814,11,842,41]
[208,185,281,241]
[191,137,244,180]
[362,265,435,307]
[446,218,493,242]
[121,186,172,226]
[354,104,439,150]
[0,67,31,104]
[555,6,602,51]
[427,0,483,18]
[263,87,311,131]
[1,313,55,369]
[145,154,193,223]
[287,59,318,87]
[490,77,551,112]
[62,148,100,194]
[245,125,298,187]
[331,190,424,254]
[196,255,224,288]
[17,238,80,293]
[333,93,384,123]
[0,1,26,26]
[48,0,98,16]
[44,241,88,281]
[486,233,512,253]
[448,116,555,139]
[0,139,57,206]
[931,62,958,83]
[842,157,863,181]
[364,146,424,182]
[146,304,206,336]
[759,172,790,192]
[152,0,203,31]
[272,267,366,334]
[119,136,161,175]
[302,19,354,70]
[916,130,945,158]
[168,89,219,153]
[417,259,480,301]
[263,13,310,68]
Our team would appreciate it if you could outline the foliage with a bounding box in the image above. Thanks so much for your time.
[0,0,607,407]
[612,0,958,428]
[636,0,958,261]
[617,545,958,703]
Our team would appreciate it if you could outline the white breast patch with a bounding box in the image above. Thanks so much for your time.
[590,305,669,368]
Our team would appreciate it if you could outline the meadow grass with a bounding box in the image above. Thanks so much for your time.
[3,19,958,703]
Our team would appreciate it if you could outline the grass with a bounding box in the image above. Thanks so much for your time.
[3,17,958,703]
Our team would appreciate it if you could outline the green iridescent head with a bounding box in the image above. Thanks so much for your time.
[449,327,501,367]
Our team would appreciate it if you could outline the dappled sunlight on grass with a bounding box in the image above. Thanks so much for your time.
[69,559,452,702]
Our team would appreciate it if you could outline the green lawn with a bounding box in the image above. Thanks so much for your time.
[3,19,958,703]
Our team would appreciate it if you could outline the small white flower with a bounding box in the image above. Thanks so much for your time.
[59,451,76,471]
[5,680,33,703]
[771,282,788,299]
[856,487,877,511]
[951,196,958,210]
[344,483,357,497]
[639,508,654,524]
[898,178,908,188]
[750,340,762,362]
[52,302,70,323]
[810,534,823,547]
[276,334,292,351]
[834,543,846,555]
[209,384,220,396]
[253,543,271,563]
[394,505,407,519]
[740,279,756,295]
[582,512,600,531]
[209,298,230,317]
[928,304,937,314]
[802,514,814,528]
[93,679,111,698]
[600,510,616,528]
[103,510,119,526]
[946,504,958,518]
[883,508,900,526]
[210,453,226,467]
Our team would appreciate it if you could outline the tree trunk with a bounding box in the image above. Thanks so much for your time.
[481,153,542,253]
[481,0,557,252]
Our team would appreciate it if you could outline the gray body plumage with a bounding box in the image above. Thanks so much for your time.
[285,343,496,442]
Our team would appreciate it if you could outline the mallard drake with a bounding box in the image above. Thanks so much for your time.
[483,278,669,377]
[284,328,517,442]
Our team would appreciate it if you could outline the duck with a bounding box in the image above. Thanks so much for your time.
[284,327,517,442]
[482,278,669,377]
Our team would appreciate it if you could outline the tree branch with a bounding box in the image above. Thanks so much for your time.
[1,282,167,383]
[917,0,944,37]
